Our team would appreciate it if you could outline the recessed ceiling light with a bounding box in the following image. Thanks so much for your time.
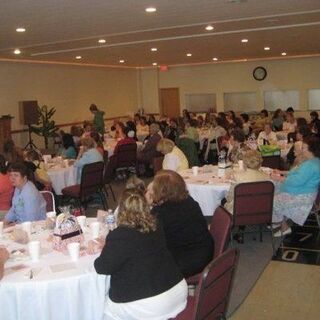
[186,53,192,57]
[151,48,158,52]
[119,59,125,63]
[152,62,157,66]
[281,52,287,56]
[16,27,26,33]
[205,25,214,31]
[241,39,248,43]
[212,57,218,61]
[13,49,21,55]
[98,39,106,44]
[75,56,82,59]
[145,7,156,13]
[264,47,270,51]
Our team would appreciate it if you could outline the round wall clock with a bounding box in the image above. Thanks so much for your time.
[253,66,267,81]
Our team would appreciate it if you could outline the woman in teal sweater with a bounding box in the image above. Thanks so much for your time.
[271,136,320,236]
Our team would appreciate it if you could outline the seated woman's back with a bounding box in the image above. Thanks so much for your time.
[148,170,214,278]
[94,189,187,320]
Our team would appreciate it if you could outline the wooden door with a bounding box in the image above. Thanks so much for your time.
[160,88,180,118]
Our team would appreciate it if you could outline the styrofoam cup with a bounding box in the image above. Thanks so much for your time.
[46,211,56,219]
[90,222,100,239]
[77,216,86,229]
[238,160,244,170]
[0,221,3,237]
[192,166,199,176]
[21,221,32,236]
[28,241,40,262]
[67,242,80,262]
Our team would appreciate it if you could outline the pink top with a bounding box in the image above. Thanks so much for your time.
[0,173,14,210]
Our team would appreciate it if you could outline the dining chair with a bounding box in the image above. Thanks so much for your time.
[231,181,275,253]
[62,161,107,211]
[40,190,56,212]
[174,248,240,320]
[115,143,137,170]
[187,206,232,286]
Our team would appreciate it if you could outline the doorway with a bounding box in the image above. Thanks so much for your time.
[160,88,180,118]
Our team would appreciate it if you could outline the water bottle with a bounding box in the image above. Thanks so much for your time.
[218,150,227,169]
[106,209,116,231]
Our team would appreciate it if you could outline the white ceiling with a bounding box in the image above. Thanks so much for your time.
[0,0,320,67]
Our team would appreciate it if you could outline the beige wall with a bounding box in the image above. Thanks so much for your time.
[140,56,320,116]
[0,61,138,147]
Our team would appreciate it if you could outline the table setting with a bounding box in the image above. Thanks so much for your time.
[0,214,109,320]
[44,156,77,195]
[180,165,233,216]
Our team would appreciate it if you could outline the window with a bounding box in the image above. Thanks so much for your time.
[308,89,320,110]
[224,92,257,112]
[264,90,299,111]
[185,93,216,113]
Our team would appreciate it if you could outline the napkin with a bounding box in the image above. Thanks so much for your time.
[50,262,77,273]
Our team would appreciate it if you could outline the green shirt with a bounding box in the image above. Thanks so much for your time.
[93,110,105,134]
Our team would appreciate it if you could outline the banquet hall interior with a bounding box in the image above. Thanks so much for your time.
[1,1,320,320]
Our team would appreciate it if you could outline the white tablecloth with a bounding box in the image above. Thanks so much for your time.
[0,219,108,320]
[180,166,231,216]
[47,165,78,195]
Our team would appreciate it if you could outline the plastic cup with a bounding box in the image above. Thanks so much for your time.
[97,210,107,223]
[67,242,80,262]
[0,221,3,237]
[192,166,199,176]
[46,211,56,219]
[21,221,32,236]
[90,222,100,239]
[28,241,40,262]
[238,160,244,171]
[63,159,69,168]
[77,216,86,229]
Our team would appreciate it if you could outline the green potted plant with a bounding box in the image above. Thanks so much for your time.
[31,105,59,149]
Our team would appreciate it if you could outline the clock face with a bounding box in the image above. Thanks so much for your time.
[253,66,267,81]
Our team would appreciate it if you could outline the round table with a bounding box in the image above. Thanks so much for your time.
[0,219,108,320]
[180,166,231,216]
[47,165,78,195]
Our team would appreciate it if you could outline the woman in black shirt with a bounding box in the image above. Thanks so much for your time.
[94,188,187,320]
[147,170,214,278]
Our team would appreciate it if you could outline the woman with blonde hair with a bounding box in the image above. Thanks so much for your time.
[94,189,187,320]
[156,138,188,172]
[147,170,214,278]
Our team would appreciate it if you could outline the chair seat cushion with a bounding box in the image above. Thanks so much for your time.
[174,296,195,320]
[62,184,80,198]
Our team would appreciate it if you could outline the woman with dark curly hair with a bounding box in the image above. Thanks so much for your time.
[94,189,187,320]
[147,170,214,277]
[271,136,320,236]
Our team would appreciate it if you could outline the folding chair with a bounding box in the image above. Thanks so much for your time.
[40,190,56,212]
[174,248,240,320]
[231,181,275,253]
[62,161,107,211]
[187,206,232,286]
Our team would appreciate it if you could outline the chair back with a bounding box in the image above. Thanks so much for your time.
[115,143,137,169]
[233,181,274,226]
[153,156,164,174]
[193,248,239,320]
[40,190,56,212]
[210,206,232,259]
[80,162,105,199]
